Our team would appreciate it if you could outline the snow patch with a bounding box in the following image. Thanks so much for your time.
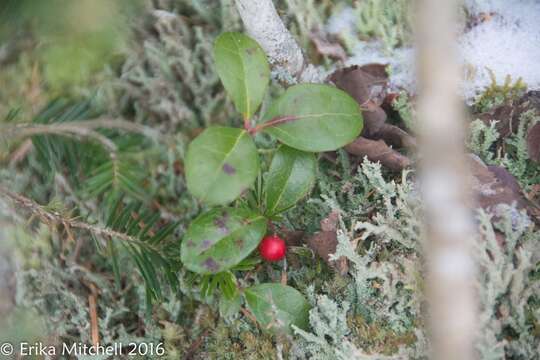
[328,1,540,102]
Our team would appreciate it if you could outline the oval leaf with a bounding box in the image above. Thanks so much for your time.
[265,145,316,215]
[244,283,310,334]
[181,208,267,274]
[261,84,363,152]
[214,32,270,119]
[185,127,259,206]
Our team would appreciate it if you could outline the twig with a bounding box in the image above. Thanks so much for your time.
[240,307,258,325]
[88,283,100,346]
[1,117,161,160]
[2,117,159,139]
[8,139,33,166]
[0,185,154,248]
[184,329,210,360]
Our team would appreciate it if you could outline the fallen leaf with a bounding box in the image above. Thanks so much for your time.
[360,104,387,138]
[320,209,340,232]
[469,154,540,224]
[329,65,386,106]
[310,32,347,62]
[527,122,540,163]
[305,210,348,275]
[330,65,415,152]
[307,231,338,264]
[359,63,389,81]
[477,90,540,141]
[377,124,417,149]
[477,104,515,138]
[280,228,305,247]
[345,137,412,171]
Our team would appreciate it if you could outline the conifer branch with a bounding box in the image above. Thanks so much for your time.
[0,185,151,247]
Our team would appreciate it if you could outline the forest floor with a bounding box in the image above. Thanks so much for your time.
[0,1,539,359]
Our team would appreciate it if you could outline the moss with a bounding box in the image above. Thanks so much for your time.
[474,69,527,113]
[349,315,417,355]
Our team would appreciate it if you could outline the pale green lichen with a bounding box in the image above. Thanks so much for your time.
[111,0,241,130]
[354,0,412,51]
[392,91,416,132]
[468,119,500,165]
[499,110,540,189]
[475,206,540,359]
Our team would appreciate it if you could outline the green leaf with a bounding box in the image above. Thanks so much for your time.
[185,127,259,206]
[214,32,270,119]
[219,292,242,318]
[261,84,363,152]
[181,208,267,274]
[264,145,316,215]
[244,283,310,334]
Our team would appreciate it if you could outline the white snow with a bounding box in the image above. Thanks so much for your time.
[327,1,540,102]
[326,5,357,35]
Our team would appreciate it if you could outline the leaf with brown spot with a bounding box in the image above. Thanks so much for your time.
[181,208,266,274]
[222,163,236,175]
[185,127,259,206]
[203,258,220,272]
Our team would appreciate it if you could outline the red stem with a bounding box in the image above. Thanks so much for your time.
[248,115,298,135]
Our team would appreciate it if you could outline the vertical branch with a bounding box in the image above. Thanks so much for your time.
[416,0,477,359]
[234,0,304,79]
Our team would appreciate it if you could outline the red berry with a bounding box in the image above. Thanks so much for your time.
[259,235,286,261]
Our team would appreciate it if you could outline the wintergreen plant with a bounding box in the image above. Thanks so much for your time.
[180,31,364,333]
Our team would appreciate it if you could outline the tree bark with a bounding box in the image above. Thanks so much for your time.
[416,1,477,359]
[234,0,304,78]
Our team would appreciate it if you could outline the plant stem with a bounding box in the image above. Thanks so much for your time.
[248,115,298,135]
[0,185,157,249]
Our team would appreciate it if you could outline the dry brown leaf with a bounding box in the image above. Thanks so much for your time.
[330,65,415,153]
[329,65,386,106]
[469,154,540,224]
[345,137,412,171]
[477,104,516,138]
[305,210,348,275]
[527,122,540,163]
[310,32,347,62]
